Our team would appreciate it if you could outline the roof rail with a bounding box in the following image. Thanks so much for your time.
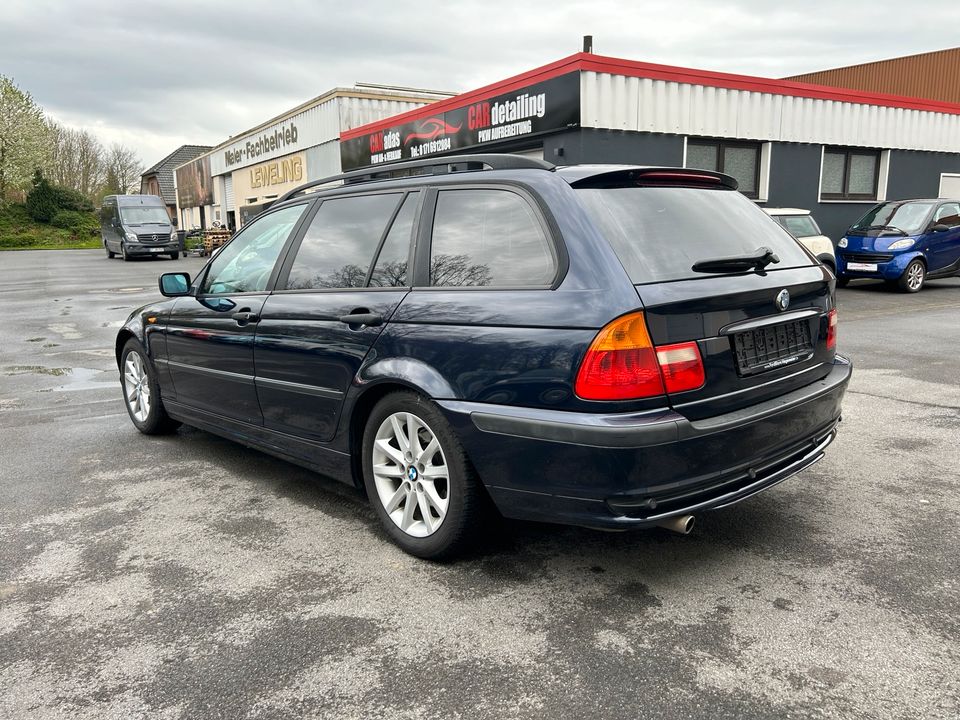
[276,153,556,203]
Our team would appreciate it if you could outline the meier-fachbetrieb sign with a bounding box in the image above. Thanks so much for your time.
[340,72,580,170]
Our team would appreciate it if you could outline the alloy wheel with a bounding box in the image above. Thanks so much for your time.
[906,262,924,291]
[123,351,151,423]
[371,411,449,537]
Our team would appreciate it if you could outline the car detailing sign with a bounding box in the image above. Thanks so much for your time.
[340,72,580,170]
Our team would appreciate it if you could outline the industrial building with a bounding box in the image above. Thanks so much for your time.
[176,50,960,240]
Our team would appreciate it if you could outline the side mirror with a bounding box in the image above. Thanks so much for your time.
[930,223,950,233]
[159,272,191,296]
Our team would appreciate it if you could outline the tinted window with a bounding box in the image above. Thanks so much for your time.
[369,192,418,287]
[286,194,402,290]
[780,215,819,238]
[430,189,555,287]
[577,187,814,284]
[202,204,306,294]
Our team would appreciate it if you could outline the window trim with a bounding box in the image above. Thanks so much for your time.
[685,138,762,200]
[413,183,564,291]
[819,147,882,202]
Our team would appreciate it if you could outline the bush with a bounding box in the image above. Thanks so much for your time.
[25,170,58,223]
[51,185,94,212]
[50,209,99,235]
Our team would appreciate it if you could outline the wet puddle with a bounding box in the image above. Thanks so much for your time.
[3,366,116,391]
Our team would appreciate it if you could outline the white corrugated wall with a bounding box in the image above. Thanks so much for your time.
[581,71,960,152]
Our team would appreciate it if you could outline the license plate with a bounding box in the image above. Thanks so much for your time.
[150,248,163,253]
[733,320,814,376]
[847,262,877,272]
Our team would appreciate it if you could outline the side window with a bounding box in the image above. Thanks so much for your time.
[781,215,818,238]
[368,192,419,287]
[201,204,306,294]
[934,203,960,228]
[285,194,402,290]
[429,189,555,287]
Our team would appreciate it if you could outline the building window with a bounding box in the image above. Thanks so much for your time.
[686,139,761,199]
[820,147,880,201]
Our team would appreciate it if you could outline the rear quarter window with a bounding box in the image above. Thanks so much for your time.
[577,187,814,284]
[429,188,556,287]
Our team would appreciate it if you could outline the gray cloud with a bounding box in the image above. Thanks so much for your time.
[3,0,958,168]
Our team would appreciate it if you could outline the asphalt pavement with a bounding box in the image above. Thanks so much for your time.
[1,250,958,719]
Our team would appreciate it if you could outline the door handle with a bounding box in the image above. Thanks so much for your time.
[338,311,383,327]
[232,310,260,325]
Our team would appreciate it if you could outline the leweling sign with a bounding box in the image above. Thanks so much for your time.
[340,72,580,170]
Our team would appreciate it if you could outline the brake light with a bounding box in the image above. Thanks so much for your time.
[656,342,706,394]
[575,312,705,400]
[826,309,838,350]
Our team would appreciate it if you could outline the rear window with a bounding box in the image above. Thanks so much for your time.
[577,187,814,284]
[779,215,819,238]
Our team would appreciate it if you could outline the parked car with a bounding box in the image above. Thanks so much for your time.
[764,208,836,275]
[115,155,851,558]
[836,199,960,292]
[100,194,179,261]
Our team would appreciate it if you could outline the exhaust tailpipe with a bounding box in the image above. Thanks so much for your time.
[656,514,695,535]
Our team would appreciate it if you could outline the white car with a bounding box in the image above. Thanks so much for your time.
[764,208,836,275]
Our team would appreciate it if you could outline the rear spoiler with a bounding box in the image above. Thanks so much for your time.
[567,167,738,191]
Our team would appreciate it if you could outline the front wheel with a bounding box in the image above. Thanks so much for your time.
[169,251,180,260]
[104,241,115,259]
[121,243,131,262]
[120,339,180,434]
[361,391,485,559]
[898,259,925,293]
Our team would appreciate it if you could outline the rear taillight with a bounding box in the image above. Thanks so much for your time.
[826,308,838,350]
[575,312,705,400]
[656,342,706,394]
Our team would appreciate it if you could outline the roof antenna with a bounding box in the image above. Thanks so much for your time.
[583,35,593,53]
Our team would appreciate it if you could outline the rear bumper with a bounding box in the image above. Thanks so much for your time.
[439,355,851,529]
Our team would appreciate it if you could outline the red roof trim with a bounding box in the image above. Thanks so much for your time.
[342,52,960,141]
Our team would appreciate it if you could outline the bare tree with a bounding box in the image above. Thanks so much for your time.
[0,75,49,200]
[104,143,143,195]
[45,121,106,199]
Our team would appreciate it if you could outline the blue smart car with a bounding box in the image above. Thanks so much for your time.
[836,199,960,292]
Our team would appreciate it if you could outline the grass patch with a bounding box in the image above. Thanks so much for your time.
[0,203,101,250]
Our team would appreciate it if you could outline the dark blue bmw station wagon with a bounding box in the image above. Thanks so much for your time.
[116,155,851,558]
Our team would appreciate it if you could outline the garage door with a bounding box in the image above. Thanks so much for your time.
[940,173,960,199]
[224,175,236,211]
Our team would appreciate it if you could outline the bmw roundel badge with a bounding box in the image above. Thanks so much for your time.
[776,289,790,311]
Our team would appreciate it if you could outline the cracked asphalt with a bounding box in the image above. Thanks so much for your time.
[1,249,958,719]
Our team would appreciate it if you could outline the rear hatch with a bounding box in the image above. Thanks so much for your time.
[574,169,835,420]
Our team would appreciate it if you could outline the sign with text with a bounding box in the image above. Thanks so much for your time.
[340,72,580,170]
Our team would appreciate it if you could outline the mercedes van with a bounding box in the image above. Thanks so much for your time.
[101,195,179,261]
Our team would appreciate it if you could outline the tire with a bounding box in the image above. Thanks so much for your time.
[836,276,849,288]
[104,241,115,259]
[169,251,180,260]
[120,338,180,435]
[361,391,485,560]
[121,243,131,262]
[898,259,925,293]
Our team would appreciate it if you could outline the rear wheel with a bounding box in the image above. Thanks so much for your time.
[120,338,180,434]
[898,259,925,293]
[362,391,484,559]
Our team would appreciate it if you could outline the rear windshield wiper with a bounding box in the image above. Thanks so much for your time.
[691,246,781,274]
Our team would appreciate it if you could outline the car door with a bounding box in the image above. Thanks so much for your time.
[929,202,960,271]
[254,190,419,444]
[163,202,311,424]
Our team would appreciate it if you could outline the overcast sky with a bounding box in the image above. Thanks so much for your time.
[3,0,958,169]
